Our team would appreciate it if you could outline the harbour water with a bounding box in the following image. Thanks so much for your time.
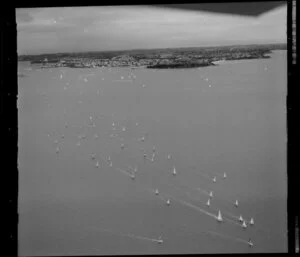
[18,50,287,255]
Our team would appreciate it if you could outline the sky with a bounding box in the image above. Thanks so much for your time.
[16,4,287,55]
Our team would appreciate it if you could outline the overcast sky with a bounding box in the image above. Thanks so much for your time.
[16,4,287,55]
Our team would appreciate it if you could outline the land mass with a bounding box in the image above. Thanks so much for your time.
[18,43,286,69]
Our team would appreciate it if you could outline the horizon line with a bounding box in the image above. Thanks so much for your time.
[18,42,287,57]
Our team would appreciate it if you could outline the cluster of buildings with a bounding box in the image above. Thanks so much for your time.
[36,48,270,69]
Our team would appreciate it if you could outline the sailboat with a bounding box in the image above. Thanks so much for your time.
[56,147,60,154]
[223,172,227,179]
[167,154,171,160]
[166,199,171,205]
[250,218,254,225]
[209,191,213,198]
[216,210,223,222]
[131,173,135,180]
[121,143,125,149]
[155,189,159,195]
[234,200,239,207]
[172,167,177,176]
[206,199,210,207]
[95,161,99,168]
[213,177,217,183]
[242,220,247,228]
[157,236,163,244]
[239,215,244,222]
[248,239,254,247]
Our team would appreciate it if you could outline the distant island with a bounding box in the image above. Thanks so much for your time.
[18,43,286,69]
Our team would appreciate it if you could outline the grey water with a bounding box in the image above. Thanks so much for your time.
[18,50,287,255]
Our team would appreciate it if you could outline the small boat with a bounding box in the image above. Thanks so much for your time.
[56,147,60,153]
[131,173,135,180]
[172,167,177,176]
[121,143,125,149]
[166,199,171,205]
[91,154,96,160]
[217,210,223,222]
[209,191,213,198]
[134,166,138,173]
[157,236,163,244]
[122,127,126,132]
[213,177,216,183]
[167,154,171,160]
[155,189,159,195]
[95,161,99,168]
[223,172,227,179]
[140,137,145,142]
[248,239,254,247]
[234,200,239,207]
[242,220,247,228]
[143,153,147,159]
[112,122,115,127]
[250,218,254,225]
[239,215,243,222]
[206,199,210,207]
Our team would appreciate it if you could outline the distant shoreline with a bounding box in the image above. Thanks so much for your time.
[18,44,286,70]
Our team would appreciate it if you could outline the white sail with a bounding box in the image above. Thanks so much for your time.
[155,189,159,195]
[209,191,213,198]
[235,200,239,207]
[206,199,210,206]
[242,220,247,228]
[239,215,243,222]
[217,210,223,221]
[173,167,177,175]
[223,172,227,179]
[166,199,170,205]
[250,218,254,225]
[213,177,216,183]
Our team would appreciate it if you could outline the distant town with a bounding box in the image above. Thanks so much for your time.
[18,43,286,69]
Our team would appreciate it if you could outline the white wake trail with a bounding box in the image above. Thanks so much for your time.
[206,230,249,245]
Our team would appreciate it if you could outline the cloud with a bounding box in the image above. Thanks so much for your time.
[16,5,287,55]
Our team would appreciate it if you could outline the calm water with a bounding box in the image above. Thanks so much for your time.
[18,50,287,255]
